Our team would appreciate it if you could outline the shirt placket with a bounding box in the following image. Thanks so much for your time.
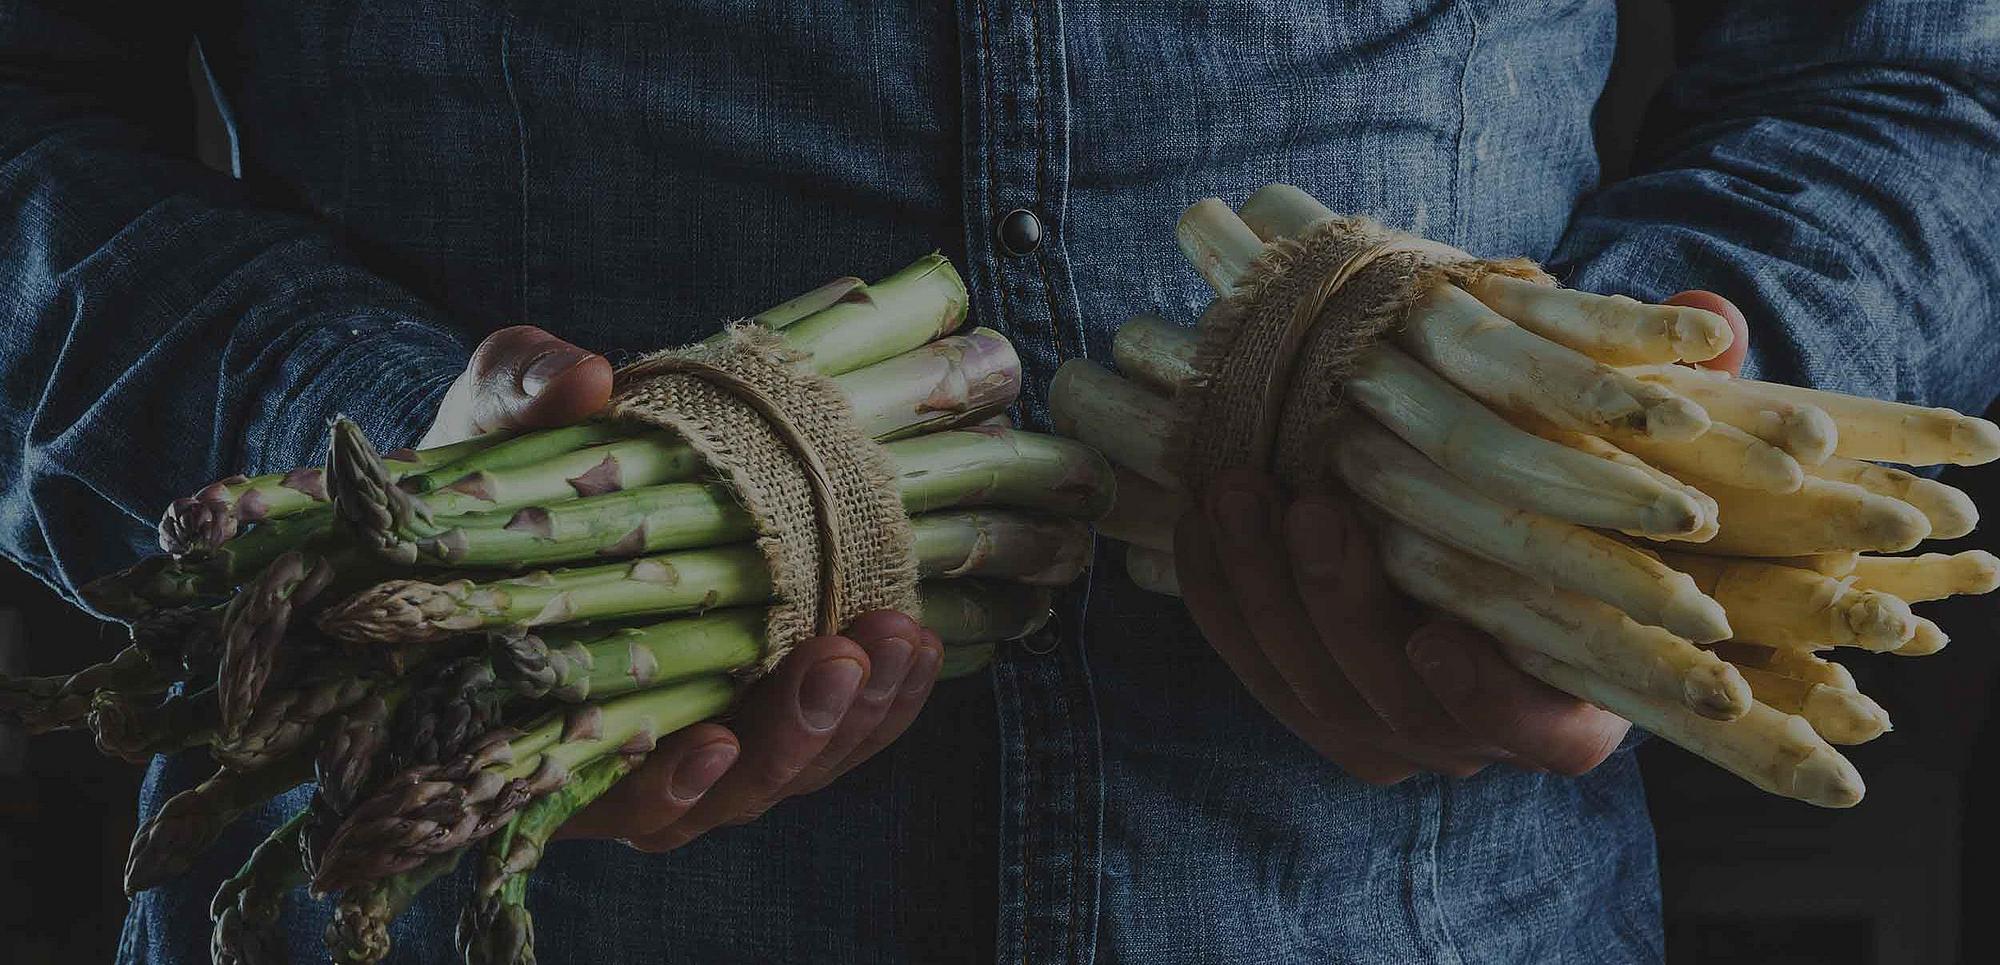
[954,1,1102,963]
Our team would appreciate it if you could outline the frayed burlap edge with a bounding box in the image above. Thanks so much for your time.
[1166,215,1554,493]
[606,325,919,678]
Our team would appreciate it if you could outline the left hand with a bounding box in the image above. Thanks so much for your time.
[557,611,945,850]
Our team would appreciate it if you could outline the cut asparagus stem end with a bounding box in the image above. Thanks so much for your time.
[1112,313,1200,397]
[1238,183,1336,243]
[1177,198,1267,294]
[938,642,997,680]
[1048,359,1177,491]
[1125,545,1182,596]
[919,580,1054,644]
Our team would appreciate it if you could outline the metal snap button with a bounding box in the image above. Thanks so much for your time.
[996,208,1043,257]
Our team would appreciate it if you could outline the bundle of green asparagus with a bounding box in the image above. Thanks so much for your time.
[2,255,1112,964]
[1054,184,2000,808]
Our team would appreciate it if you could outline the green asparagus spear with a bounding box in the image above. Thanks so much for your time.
[210,810,310,965]
[124,756,312,894]
[89,687,218,761]
[748,274,865,329]
[157,431,509,556]
[939,642,998,681]
[217,552,337,741]
[2,645,178,733]
[318,507,1090,644]
[458,756,639,965]
[343,329,1022,546]
[325,850,463,964]
[214,675,380,772]
[342,424,1098,572]
[312,675,737,891]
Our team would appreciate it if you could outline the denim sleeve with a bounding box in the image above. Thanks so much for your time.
[1550,0,2000,417]
[0,6,469,607]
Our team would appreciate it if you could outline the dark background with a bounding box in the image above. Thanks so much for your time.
[3,2,1995,962]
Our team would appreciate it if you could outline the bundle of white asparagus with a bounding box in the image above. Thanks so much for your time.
[1053,184,2000,807]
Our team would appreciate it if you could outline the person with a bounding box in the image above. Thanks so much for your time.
[3,3,1996,962]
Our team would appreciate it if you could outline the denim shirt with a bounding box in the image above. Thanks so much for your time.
[5,2,1998,963]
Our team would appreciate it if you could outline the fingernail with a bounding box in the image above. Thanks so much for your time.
[903,648,941,696]
[800,658,864,731]
[1214,488,1265,546]
[520,348,587,395]
[669,743,737,802]
[1409,629,1475,700]
[862,637,913,701]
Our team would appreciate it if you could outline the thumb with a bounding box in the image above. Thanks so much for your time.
[422,326,614,447]
[1663,290,1749,377]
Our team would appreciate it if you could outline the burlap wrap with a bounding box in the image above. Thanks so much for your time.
[607,325,919,677]
[1166,215,1554,493]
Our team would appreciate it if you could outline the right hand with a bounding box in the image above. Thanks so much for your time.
[421,326,947,849]
[1175,476,1631,785]
[1173,290,1753,785]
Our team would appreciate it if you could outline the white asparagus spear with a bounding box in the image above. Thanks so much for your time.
[1622,363,1835,464]
[1335,417,1732,642]
[1379,524,1750,719]
[1732,666,1892,746]
[1761,552,1859,577]
[1125,545,1182,596]
[1466,273,1734,366]
[1405,284,1715,442]
[1504,646,1865,808]
[1602,420,1804,494]
[1624,365,2000,466]
[1113,313,1202,397]
[1894,617,1949,656]
[1657,552,1916,652]
[1707,642,1858,692]
[1807,455,1978,539]
[1649,476,1931,557]
[1531,428,1721,542]
[1237,183,1336,240]
[1850,551,2000,603]
[1345,346,1708,536]
[1097,466,1189,553]
[1048,359,1179,490]
[1108,312,1709,538]
[1188,195,1713,442]
[1241,185,1739,370]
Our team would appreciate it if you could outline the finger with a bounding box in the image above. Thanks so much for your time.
[788,627,944,797]
[1407,621,1631,776]
[640,636,869,850]
[1197,470,1363,722]
[467,325,615,434]
[1284,497,1473,748]
[554,723,738,843]
[1176,513,1432,783]
[778,612,925,796]
[1665,291,1749,377]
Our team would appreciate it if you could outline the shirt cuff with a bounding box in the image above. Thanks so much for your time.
[240,311,466,475]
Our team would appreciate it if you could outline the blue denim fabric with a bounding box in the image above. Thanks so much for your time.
[3,1,1997,963]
